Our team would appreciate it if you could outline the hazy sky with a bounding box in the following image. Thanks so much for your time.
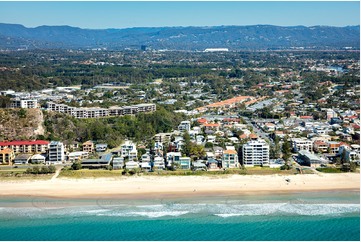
[0,1,359,29]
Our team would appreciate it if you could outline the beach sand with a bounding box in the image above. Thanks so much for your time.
[0,173,359,198]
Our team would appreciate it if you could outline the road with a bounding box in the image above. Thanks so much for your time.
[241,116,274,145]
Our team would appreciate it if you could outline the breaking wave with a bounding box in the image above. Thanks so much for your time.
[0,202,359,219]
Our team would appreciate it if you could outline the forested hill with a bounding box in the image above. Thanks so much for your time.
[0,23,359,50]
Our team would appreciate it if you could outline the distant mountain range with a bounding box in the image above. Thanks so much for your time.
[0,23,359,50]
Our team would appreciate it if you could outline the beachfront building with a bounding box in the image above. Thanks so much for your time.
[177,157,191,170]
[166,152,182,167]
[242,139,270,167]
[48,141,65,164]
[13,154,32,165]
[68,151,89,162]
[153,156,165,170]
[112,157,124,170]
[291,138,313,152]
[121,141,137,161]
[81,153,113,169]
[298,150,325,167]
[0,148,15,165]
[125,160,140,169]
[328,141,341,154]
[30,154,46,164]
[0,140,49,154]
[222,149,239,168]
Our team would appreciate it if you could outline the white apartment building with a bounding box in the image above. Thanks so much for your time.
[291,138,313,152]
[47,102,156,118]
[166,152,182,167]
[48,141,65,164]
[9,99,38,109]
[178,121,191,132]
[222,149,239,168]
[121,141,138,161]
[242,139,270,167]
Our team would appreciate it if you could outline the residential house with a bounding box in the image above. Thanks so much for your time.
[166,152,182,167]
[153,156,165,170]
[264,123,276,132]
[177,157,191,170]
[207,158,219,170]
[112,157,124,170]
[192,161,207,171]
[141,162,151,171]
[213,146,224,158]
[30,154,46,164]
[95,144,108,153]
[14,154,32,165]
[125,160,139,169]
[328,141,341,154]
[313,140,329,153]
[82,141,95,153]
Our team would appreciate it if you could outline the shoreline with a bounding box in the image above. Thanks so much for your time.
[0,173,359,199]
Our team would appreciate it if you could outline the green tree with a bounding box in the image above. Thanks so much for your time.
[190,144,206,161]
[48,165,56,173]
[71,161,82,170]
[281,137,292,170]
[182,131,191,157]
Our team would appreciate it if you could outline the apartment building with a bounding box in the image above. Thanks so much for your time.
[291,138,313,152]
[222,149,239,168]
[121,141,138,161]
[178,121,191,132]
[242,139,270,167]
[47,102,156,119]
[0,140,49,154]
[48,141,65,164]
[8,99,38,109]
[0,148,15,165]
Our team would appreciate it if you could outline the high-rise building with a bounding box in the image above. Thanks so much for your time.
[242,139,269,167]
[48,141,64,164]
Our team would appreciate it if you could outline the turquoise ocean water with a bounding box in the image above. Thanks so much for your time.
[0,191,359,241]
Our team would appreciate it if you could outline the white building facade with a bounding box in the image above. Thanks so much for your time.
[242,139,270,167]
[48,141,65,164]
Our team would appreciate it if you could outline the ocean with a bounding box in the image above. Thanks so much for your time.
[0,191,359,241]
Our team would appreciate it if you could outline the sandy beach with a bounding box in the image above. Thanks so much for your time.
[0,173,359,198]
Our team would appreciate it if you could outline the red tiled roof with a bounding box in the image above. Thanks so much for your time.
[250,133,258,139]
[0,148,14,154]
[197,118,208,124]
[204,123,220,127]
[300,116,313,119]
[0,140,49,146]
[223,150,237,155]
[239,134,248,139]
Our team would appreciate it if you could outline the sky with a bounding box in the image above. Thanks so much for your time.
[0,1,359,29]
